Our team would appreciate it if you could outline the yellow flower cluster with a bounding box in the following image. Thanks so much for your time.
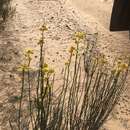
[65,61,69,66]
[17,64,30,72]
[98,55,108,65]
[24,48,34,64]
[75,32,85,40]
[37,38,44,46]
[73,32,86,43]
[117,63,128,72]
[69,46,76,55]
[42,63,55,74]
[17,49,34,72]
[25,49,34,56]
[37,24,48,46]
[112,60,128,74]
[39,24,48,32]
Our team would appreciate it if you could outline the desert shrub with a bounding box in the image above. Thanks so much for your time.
[9,24,130,130]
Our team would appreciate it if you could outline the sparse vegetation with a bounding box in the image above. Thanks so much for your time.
[8,24,130,130]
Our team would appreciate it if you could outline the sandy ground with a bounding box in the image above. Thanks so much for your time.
[0,0,130,129]
[66,0,130,59]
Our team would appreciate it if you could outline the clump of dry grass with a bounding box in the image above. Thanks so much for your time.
[9,24,130,130]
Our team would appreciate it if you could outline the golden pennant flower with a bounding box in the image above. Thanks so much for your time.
[39,24,48,32]
[25,48,34,55]
[24,49,34,64]
[42,63,49,73]
[17,64,30,72]
[69,46,76,54]
[43,63,48,68]
[98,55,107,65]
[75,32,85,39]
[42,63,54,74]
[42,66,49,73]
[112,61,128,75]
[73,32,86,43]
[37,38,44,45]
[24,49,34,59]
[118,63,128,71]
[65,61,69,66]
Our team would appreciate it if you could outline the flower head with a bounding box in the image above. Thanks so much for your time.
[98,55,107,65]
[43,63,48,68]
[24,48,34,65]
[65,61,69,66]
[25,49,34,55]
[69,46,76,55]
[75,32,85,39]
[73,32,85,43]
[118,63,128,71]
[37,38,44,45]
[17,64,30,72]
[42,66,49,73]
[39,24,48,32]
[42,63,54,74]
[112,60,128,75]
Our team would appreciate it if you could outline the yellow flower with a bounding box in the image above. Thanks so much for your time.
[69,46,76,54]
[25,49,34,55]
[73,32,85,43]
[112,62,128,75]
[37,38,44,45]
[42,63,54,74]
[43,63,48,68]
[118,63,128,71]
[98,55,107,65]
[24,49,34,62]
[39,24,48,32]
[42,63,49,73]
[65,61,69,66]
[17,64,30,72]
[43,67,49,73]
[75,32,85,39]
